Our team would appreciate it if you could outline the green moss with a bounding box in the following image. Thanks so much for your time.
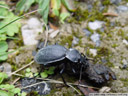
[97,47,110,56]
[26,58,32,64]
[111,44,119,48]
[102,0,111,5]
[67,7,89,23]
[14,31,24,47]
[120,78,128,87]
[59,35,73,48]
[67,1,109,23]
[117,29,125,38]
[88,10,105,21]
[86,26,94,34]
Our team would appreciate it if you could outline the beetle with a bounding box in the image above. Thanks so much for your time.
[34,44,88,74]
[34,44,116,84]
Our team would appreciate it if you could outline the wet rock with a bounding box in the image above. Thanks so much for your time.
[90,33,100,46]
[21,78,51,95]
[88,20,104,30]
[83,29,91,37]
[117,5,128,13]
[2,63,11,76]
[89,49,97,56]
[72,36,79,46]
[21,17,43,45]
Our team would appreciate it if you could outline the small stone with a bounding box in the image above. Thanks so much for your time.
[49,30,60,38]
[90,33,100,46]
[100,28,104,32]
[117,5,128,13]
[22,17,43,45]
[123,39,128,45]
[110,0,122,5]
[2,63,11,76]
[72,36,79,46]
[99,5,105,12]
[83,29,91,37]
[110,22,115,27]
[27,18,43,29]
[0,65,4,72]
[89,49,97,56]
[88,20,104,30]
[87,4,93,12]
[99,86,111,93]
[121,59,128,69]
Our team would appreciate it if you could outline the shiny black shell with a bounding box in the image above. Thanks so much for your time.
[34,45,67,65]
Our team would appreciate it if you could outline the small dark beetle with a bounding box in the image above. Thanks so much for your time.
[34,44,116,84]
[34,45,88,74]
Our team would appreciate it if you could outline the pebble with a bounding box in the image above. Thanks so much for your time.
[99,5,105,12]
[90,33,101,46]
[110,22,115,27]
[21,17,43,45]
[87,4,93,12]
[72,36,79,46]
[117,5,128,13]
[0,65,4,72]
[49,30,60,38]
[83,29,91,37]
[110,0,122,5]
[89,49,97,56]
[2,63,11,76]
[88,20,104,30]
[99,86,111,93]
[100,28,104,32]
[123,39,128,45]
[122,59,128,69]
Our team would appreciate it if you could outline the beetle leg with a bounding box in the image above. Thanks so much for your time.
[79,64,83,82]
[69,63,76,74]
[60,73,67,86]
[60,63,65,74]
[59,64,68,86]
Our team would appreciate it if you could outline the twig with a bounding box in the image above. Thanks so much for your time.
[12,73,99,90]
[0,9,41,30]
[11,77,20,85]
[68,84,82,95]
[103,13,118,17]
[21,79,82,95]
[36,78,99,89]
[43,20,49,47]
[0,5,9,9]
[9,60,34,76]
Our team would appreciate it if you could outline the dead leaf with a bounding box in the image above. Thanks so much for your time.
[103,13,118,17]
[75,80,97,96]
[49,22,58,30]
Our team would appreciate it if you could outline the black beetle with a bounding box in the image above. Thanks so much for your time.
[34,44,116,84]
[34,44,88,74]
